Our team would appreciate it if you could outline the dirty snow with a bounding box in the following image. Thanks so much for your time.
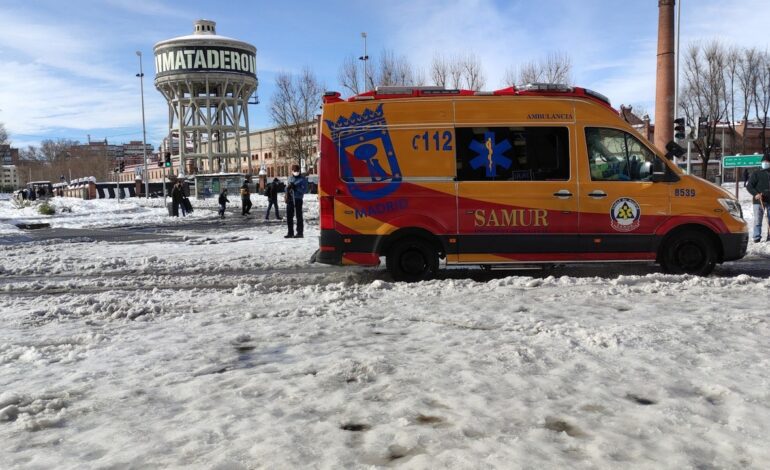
[1,188,769,469]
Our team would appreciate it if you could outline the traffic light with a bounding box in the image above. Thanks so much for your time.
[119,161,125,172]
[673,117,685,140]
[164,152,172,168]
[696,116,708,139]
[158,160,163,167]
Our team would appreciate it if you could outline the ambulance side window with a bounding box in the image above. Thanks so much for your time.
[455,126,569,181]
[586,128,662,182]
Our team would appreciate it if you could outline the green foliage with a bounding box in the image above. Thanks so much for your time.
[10,197,31,209]
[37,202,56,215]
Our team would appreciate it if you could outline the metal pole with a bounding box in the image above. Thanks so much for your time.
[360,32,368,91]
[136,51,149,198]
[686,139,692,175]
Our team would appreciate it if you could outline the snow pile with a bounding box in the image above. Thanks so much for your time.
[0,185,769,467]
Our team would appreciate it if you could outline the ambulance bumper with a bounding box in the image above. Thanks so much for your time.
[720,232,748,262]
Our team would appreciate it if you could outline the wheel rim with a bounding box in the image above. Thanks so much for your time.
[400,248,427,275]
[675,240,705,271]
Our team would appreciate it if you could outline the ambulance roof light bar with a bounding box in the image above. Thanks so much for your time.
[583,88,611,106]
[375,85,446,94]
[517,83,573,93]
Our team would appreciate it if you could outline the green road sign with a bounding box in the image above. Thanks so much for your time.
[722,155,763,168]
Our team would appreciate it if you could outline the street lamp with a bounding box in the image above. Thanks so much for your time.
[358,32,368,92]
[136,50,149,199]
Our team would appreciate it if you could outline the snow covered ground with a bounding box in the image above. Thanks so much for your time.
[1,188,770,469]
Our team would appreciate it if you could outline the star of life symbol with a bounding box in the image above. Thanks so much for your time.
[610,197,641,232]
[469,132,512,177]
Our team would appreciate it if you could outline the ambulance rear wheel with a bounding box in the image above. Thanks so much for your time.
[662,230,716,276]
[386,239,439,282]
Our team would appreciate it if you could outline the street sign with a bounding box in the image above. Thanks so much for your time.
[722,155,763,168]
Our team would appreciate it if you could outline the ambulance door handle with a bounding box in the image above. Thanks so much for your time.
[553,190,573,199]
[588,190,607,199]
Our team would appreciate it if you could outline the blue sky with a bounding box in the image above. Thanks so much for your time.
[1,0,768,150]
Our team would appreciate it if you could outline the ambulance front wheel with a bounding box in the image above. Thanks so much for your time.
[386,238,439,282]
[661,230,716,276]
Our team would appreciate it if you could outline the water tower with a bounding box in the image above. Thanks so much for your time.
[154,19,258,176]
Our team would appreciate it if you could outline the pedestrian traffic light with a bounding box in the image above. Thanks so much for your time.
[119,161,125,172]
[673,117,685,140]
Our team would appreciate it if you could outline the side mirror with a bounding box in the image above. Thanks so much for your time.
[665,140,685,160]
[651,171,680,183]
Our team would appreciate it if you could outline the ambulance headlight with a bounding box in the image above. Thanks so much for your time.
[718,198,743,220]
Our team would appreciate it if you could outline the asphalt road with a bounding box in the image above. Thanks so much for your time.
[5,222,769,280]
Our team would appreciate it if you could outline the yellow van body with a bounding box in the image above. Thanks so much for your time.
[316,86,748,281]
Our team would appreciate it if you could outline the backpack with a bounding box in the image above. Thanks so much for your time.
[240,187,248,197]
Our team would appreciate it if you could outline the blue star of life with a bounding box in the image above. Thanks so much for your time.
[469,132,512,177]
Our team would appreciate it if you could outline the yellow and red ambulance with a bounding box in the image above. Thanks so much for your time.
[315,84,748,281]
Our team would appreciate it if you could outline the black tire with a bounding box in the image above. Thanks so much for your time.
[661,230,716,276]
[386,238,439,282]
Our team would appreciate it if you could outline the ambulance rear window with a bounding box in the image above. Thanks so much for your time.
[455,127,570,181]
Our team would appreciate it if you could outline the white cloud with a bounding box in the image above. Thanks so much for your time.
[0,61,166,140]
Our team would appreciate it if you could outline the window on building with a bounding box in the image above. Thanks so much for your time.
[455,126,570,181]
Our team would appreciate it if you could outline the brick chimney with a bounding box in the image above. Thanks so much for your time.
[654,0,676,153]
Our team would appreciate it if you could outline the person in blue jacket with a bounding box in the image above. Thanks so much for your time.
[285,164,307,238]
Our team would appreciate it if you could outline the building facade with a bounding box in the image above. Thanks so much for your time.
[1,165,19,191]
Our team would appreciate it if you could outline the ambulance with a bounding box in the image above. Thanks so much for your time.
[315,84,748,281]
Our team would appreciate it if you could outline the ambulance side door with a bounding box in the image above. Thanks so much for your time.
[578,126,670,257]
[454,125,579,262]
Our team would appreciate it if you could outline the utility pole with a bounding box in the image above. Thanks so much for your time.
[136,51,150,199]
[359,32,369,91]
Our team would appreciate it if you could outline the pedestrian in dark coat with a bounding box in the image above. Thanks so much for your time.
[746,154,770,242]
[218,189,230,219]
[171,181,184,217]
[285,165,308,238]
[240,180,252,216]
[264,177,281,220]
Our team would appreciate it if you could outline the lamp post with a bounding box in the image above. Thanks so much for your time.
[136,51,149,198]
[358,32,369,92]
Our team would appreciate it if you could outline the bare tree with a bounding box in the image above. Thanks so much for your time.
[542,51,572,84]
[679,41,728,178]
[270,68,323,172]
[339,49,418,93]
[753,50,770,151]
[338,55,362,95]
[431,54,449,88]
[448,56,464,89]
[723,46,740,155]
[518,60,542,84]
[737,48,760,152]
[462,53,486,91]
[0,122,9,145]
[376,49,414,87]
[505,51,573,86]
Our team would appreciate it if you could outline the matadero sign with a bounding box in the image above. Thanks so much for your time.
[154,46,256,77]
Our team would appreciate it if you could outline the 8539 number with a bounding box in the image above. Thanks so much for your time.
[674,188,696,197]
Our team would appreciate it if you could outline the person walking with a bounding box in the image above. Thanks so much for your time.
[218,188,230,219]
[171,180,184,217]
[264,177,281,220]
[285,164,308,238]
[240,179,252,216]
[746,154,770,242]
